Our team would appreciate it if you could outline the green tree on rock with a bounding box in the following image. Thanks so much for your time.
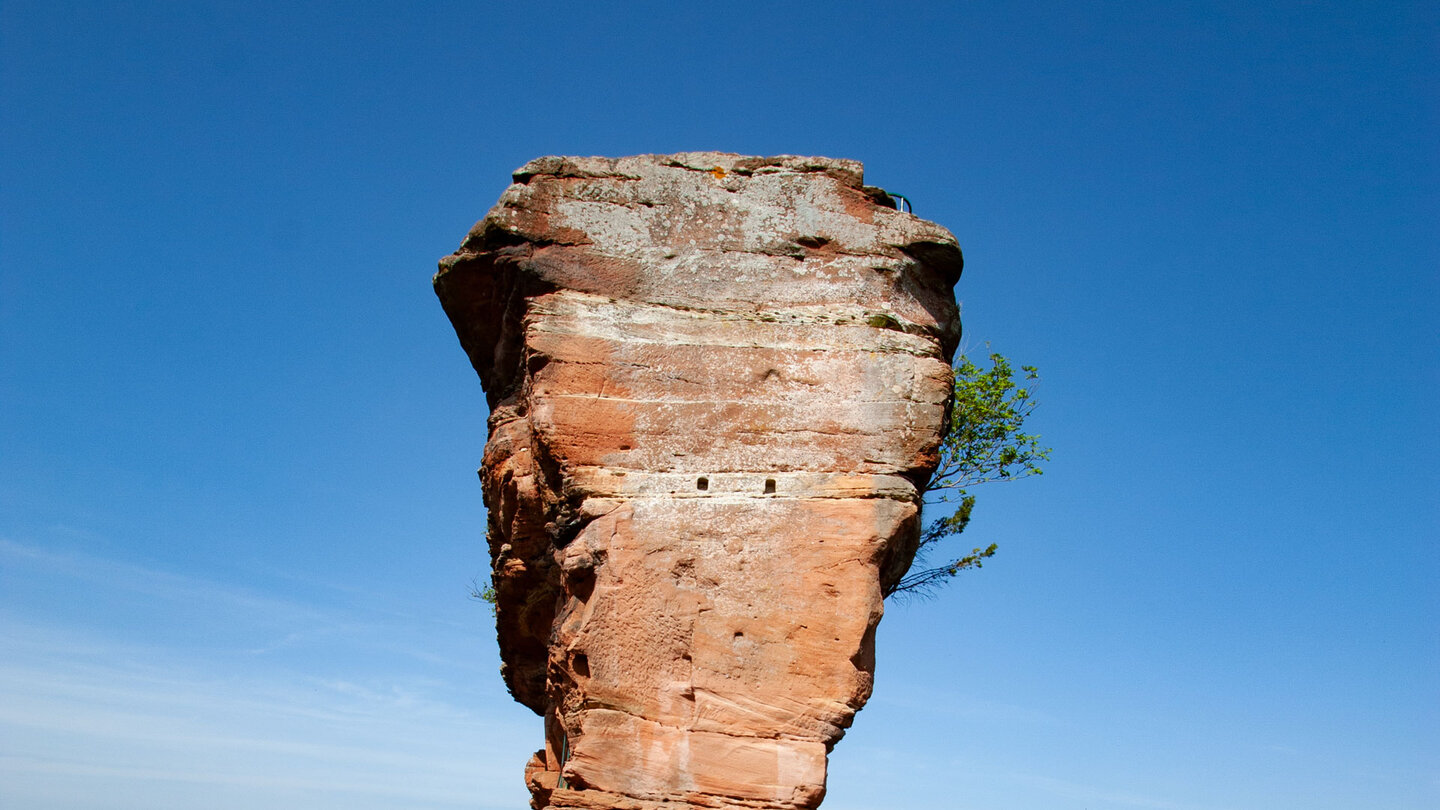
[887,351,1051,598]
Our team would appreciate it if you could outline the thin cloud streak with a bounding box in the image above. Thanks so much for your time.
[867,686,1057,725]
[0,616,532,809]
[1,536,338,625]
[995,769,1236,810]
[0,539,535,810]
[0,536,499,676]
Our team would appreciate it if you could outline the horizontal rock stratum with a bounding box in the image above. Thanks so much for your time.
[435,153,962,809]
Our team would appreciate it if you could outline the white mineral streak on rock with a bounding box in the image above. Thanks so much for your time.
[435,153,962,809]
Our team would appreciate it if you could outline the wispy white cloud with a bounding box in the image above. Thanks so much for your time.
[867,683,1057,725]
[0,616,536,809]
[0,535,497,675]
[1,536,335,622]
[0,539,537,810]
[996,770,1232,810]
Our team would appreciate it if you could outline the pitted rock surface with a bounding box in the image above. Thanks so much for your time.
[435,153,962,810]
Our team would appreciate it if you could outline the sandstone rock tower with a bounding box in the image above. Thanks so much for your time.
[435,153,961,809]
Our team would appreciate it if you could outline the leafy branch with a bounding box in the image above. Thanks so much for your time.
[887,351,1050,598]
[469,576,498,616]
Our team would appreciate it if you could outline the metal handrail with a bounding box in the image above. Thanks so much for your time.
[555,728,570,789]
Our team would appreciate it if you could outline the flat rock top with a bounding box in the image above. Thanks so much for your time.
[511,152,867,186]
[458,152,960,280]
[437,153,963,400]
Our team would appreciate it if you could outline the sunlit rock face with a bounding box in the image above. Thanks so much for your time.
[435,153,961,810]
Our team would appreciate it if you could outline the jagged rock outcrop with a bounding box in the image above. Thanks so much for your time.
[435,153,962,810]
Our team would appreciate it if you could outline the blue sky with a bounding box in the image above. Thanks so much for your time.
[1,2,1435,808]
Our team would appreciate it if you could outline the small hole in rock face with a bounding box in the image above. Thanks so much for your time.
[764,479,776,494]
[733,630,744,639]
[696,477,709,491]
[572,653,590,678]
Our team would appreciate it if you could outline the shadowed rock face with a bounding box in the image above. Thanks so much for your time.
[435,153,961,810]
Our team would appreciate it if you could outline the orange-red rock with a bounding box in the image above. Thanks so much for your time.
[436,153,962,809]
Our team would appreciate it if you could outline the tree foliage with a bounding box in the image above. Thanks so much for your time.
[469,577,498,616]
[886,351,1051,598]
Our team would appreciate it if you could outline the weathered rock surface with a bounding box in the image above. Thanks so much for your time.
[435,153,962,809]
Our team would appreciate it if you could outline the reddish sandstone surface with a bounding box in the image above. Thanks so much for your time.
[435,153,962,809]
